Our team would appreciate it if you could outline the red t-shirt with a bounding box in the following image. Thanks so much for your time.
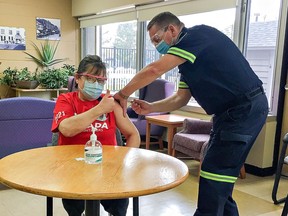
[51,91,117,146]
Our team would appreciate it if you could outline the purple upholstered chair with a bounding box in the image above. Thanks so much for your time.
[127,78,175,147]
[0,97,55,158]
[172,118,213,162]
[67,75,77,92]
[172,118,246,179]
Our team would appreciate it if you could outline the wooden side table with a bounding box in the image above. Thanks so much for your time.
[145,114,195,155]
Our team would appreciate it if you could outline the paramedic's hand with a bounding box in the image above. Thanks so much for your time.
[114,91,128,117]
[99,89,115,113]
[131,99,152,115]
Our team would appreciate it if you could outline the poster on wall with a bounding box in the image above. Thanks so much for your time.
[0,26,26,50]
[36,17,61,40]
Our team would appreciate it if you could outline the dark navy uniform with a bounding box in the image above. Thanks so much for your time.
[167,25,268,216]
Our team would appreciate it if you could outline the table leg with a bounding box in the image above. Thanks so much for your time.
[146,121,151,150]
[133,197,139,216]
[85,200,100,216]
[167,126,177,156]
[46,197,53,216]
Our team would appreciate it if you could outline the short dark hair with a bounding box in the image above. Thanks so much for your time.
[77,55,107,77]
[147,12,182,31]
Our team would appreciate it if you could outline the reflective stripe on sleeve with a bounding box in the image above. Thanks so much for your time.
[168,47,196,63]
[179,81,189,89]
[200,170,237,183]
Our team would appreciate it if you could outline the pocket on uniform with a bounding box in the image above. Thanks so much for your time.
[217,130,252,168]
[221,131,252,143]
[226,103,251,121]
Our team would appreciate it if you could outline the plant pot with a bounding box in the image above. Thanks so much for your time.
[16,80,39,89]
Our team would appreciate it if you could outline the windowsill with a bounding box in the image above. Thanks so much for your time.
[179,102,207,114]
[126,95,206,114]
[126,95,276,121]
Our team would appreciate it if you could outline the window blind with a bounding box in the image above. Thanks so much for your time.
[79,9,136,28]
[79,0,236,28]
[137,0,236,21]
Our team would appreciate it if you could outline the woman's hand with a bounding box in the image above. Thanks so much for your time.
[98,89,115,113]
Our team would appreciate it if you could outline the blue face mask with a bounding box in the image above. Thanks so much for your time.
[156,40,170,54]
[81,80,104,100]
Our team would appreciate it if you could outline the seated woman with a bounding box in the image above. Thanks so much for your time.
[51,55,140,216]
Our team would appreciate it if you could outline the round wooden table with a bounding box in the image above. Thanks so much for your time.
[0,145,189,216]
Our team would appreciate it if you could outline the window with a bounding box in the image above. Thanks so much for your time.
[81,0,283,113]
[244,0,281,112]
[83,21,137,95]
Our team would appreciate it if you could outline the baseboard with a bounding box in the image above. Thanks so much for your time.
[245,164,275,177]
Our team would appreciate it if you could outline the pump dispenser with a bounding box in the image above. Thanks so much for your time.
[84,124,102,164]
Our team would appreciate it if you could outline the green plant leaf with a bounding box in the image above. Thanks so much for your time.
[24,40,67,69]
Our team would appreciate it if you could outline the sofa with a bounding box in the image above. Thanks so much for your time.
[0,97,55,158]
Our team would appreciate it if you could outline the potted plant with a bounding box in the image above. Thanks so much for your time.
[38,67,69,89]
[14,67,39,89]
[62,64,76,76]
[23,40,70,89]
[0,67,18,87]
[0,67,17,98]
[0,67,39,89]
[24,40,67,69]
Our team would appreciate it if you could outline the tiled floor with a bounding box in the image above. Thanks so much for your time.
[0,155,287,216]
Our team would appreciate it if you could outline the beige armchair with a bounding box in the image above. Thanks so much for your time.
[172,118,245,179]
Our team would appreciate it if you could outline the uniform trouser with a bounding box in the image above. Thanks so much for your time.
[194,92,268,216]
[62,198,129,216]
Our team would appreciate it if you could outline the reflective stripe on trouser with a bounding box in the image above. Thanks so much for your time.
[200,170,237,183]
[194,94,268,216]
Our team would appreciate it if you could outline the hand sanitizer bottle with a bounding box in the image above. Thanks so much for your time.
[84,125,102,164]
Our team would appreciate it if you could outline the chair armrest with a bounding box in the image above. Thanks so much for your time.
[200,140,210,161]
[181,118,212,134]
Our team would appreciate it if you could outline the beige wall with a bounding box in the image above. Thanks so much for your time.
[246,116,277,168]
[280,86,288,165]
[281,87,288,142]
[0,0,80,85]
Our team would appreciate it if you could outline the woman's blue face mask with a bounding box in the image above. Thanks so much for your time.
[81,80,104,100]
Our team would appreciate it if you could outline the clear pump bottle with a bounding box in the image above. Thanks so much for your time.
[84,126,102,164]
